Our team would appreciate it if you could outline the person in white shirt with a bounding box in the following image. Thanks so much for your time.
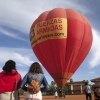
[54,91,58,98]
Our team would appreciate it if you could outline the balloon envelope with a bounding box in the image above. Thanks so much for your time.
[29,8,93,87]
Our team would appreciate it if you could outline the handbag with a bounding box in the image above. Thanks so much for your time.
[10,73,19,100]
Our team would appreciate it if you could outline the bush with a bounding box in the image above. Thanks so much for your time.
[18,88,25,95]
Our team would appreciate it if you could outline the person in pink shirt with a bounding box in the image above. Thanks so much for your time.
[0,60,21,100]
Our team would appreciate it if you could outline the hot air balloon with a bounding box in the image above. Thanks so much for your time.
[29,8,93,87]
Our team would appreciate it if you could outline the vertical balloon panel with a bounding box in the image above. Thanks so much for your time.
[30,8,93,87]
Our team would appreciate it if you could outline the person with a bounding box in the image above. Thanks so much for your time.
[54,91,58,98]
[58,87,65,98]
[0,60,22,100]
[94,87,100,100]
[84,82,92,100]
[20,62,49,100]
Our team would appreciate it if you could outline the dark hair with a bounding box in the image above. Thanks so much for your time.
[28,62,43,74]
[2,60,16,74]
[85,82,88,86]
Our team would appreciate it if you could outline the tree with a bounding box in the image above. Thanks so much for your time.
[46,80,69,95]
[18,88,25,95]
[70,78,73,83]
[49,81,57,94]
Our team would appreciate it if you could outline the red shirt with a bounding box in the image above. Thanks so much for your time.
[0,70,21,92]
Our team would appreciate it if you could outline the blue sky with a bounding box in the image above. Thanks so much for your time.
[0,0,100,84]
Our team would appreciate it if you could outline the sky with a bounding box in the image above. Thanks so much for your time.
[0,0,100,85]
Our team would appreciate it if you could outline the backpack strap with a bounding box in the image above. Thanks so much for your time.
[28,73,41,80]
[10,73,18,100]
[36,74,41,80]
[15,73,18,91]
[14,73,18,100]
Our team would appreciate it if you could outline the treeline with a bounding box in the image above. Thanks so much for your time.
[18,81,69,95]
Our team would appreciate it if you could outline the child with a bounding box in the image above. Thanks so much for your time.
[54,91,58,98]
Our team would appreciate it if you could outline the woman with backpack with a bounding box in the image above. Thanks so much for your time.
[0,60,22,100]
[20,62,49,100]
[84,82,92,100]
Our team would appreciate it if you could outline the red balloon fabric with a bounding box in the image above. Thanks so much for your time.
[29,8,93,87]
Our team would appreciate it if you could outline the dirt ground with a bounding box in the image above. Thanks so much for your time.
[19,94,94,100]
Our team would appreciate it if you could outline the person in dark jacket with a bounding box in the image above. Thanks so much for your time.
[94,87,100,100]
[20,62,49,100]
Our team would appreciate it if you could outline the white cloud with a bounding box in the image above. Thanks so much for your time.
[89,29,100,68]
[0,47,37,68]
[0,0,92,35]
[88,71,95,74]
[18,70,27,78]
[0,28,28,41]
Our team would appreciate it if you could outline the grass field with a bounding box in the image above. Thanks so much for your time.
[19,94,94,100]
